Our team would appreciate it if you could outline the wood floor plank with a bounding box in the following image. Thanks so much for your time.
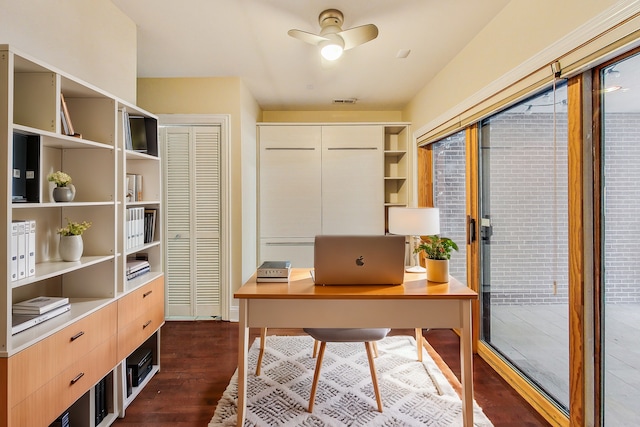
[112,321,551,426]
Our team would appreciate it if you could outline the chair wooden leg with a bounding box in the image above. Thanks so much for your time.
[308,341,327,413]
[415,328,423,362]
[372,341,379,358]
[312,339,319,358]
[365,342,383,412]
[255,327,268,376]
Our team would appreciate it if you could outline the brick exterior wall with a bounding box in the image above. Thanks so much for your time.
[432,131,467,284]
[603,113,640,303]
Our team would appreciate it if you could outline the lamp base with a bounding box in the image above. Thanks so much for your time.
[405,265,426,273]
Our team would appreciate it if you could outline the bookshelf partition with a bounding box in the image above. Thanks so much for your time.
[0,44,164,427]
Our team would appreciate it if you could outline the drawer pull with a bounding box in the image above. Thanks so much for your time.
[143,320,152,329]
[143,290,153,298]
[70,372,85,384]
[70,331,85,341]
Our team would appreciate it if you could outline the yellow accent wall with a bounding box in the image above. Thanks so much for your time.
[136,77,261,294]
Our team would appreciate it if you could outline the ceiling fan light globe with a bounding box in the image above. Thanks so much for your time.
[321,43,343,60]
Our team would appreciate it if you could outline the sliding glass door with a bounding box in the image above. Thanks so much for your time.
[478,84,570,410]
[599,51,640,426]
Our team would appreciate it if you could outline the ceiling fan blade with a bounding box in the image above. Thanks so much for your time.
[288,29,328,46]
[338,24,379,51]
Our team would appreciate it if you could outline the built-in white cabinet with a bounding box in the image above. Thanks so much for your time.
[258,123,409,267]
[0,44,164,427]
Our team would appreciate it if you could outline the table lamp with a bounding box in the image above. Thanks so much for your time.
[388,207,440,273]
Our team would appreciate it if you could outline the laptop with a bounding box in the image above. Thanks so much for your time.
[313,235,406,285]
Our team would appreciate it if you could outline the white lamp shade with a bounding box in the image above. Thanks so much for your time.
[388,207,440,236]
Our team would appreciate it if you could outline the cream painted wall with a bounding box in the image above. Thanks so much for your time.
[136,77,261,310]
[262,110,402,123]
[240,83,261,287]
[403,0,622,136]
[0,0,137,102]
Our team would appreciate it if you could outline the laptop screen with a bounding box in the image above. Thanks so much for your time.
[313,235,405,285]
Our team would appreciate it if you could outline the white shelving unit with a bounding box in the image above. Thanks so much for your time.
[0,44,164,427]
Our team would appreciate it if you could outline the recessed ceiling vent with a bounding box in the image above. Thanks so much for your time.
[332,98,358,104]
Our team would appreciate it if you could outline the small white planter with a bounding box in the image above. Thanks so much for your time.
[59,235,83,262]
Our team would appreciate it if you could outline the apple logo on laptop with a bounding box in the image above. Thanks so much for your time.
[356,256,364,266]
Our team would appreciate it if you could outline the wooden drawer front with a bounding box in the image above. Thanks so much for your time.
[118,276,164,327]
[118,280,164,360]
[8,302,117,408]
[10,335,116,427]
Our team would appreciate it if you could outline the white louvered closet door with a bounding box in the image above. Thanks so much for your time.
[162,125,221,318]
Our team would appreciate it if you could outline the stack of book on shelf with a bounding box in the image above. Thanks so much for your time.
[50,410,69,427]
[12,296,70,335]
[11,219,36,281]
[126,259,150,281]
[126,207,145,249]
[126,173,143,202]
[95,376,108,425]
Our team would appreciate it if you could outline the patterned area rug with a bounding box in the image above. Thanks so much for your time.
[210,335,493,426]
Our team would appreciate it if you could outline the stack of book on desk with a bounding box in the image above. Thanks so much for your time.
[126,259,150,280]
[12,296,70,335]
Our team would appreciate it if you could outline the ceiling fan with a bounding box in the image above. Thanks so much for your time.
[288,9,379,61]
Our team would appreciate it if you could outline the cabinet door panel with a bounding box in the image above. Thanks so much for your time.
[259,238,314,268]
[321,126,384,234]
[259,126,322,238]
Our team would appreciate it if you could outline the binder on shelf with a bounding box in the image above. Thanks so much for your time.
[13,221,26,280]
[10,222,18,281]
[13,296,69,315]
[26,219,36,277]
[12,132,40,203]
[11,303,71,335]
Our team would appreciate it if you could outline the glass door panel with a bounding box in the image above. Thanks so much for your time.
[478,84,570,410]
[600,52,640,426]
[432,131,467,284]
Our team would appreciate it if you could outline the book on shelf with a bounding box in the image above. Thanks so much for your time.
[144,208,157,243]
[126,173,143,202]
[126,259,150,280]
[11,303,71,335]
[13,296,70,315]
[60,93,75,136]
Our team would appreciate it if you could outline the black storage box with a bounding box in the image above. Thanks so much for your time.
[126,347,153,387]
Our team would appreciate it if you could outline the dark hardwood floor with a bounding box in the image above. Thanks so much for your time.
[113,320,551,427]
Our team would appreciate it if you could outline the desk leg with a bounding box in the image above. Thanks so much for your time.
[237,299,248,426]
[460,300,474,427]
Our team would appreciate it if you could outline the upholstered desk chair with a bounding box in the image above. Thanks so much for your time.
[303,327,390,413]
[255,327,423,375]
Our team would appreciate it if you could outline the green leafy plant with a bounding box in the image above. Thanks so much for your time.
[415,235,459,260]
[47,171,72,187]
[57,218,92,236]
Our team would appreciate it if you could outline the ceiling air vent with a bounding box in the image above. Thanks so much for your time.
[332,98,358,104]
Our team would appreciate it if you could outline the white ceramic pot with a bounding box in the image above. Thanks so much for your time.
[426,258,449,283]
[59,234,83,262]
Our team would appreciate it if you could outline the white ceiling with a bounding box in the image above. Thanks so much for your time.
[111,0,511,111]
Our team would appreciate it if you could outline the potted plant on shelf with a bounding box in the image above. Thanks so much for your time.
[57,218,92,262]
[415,235,459,282]
[47,170,76,202]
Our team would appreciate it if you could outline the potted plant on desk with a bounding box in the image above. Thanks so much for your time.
[415,235,458,282]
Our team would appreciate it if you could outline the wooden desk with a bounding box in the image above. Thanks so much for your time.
[235,268,478,426]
